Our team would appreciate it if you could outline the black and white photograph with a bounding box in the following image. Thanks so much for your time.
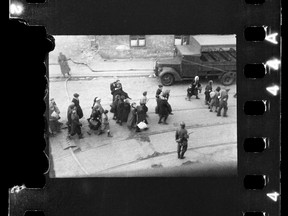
[48,34,237,177]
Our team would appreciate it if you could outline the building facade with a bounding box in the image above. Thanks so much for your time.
[49,35,236,64]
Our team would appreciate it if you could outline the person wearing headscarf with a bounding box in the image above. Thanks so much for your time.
[49,98,62,135]
[92,97,104,115]
[58,52,71,77]
[191,76,202,99]
[72,93,83,119]
[69,107,83,139]
[209,86,221,112]
[217,88,230,117]
[127,102,137,129]
[204,80,213,105]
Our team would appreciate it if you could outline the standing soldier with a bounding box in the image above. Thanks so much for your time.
[204,80,213,105]
[58,52,71,77]
[72,93,83,119]
[217,88,230,117]
[127,102,137,130]
[175,122,189,159]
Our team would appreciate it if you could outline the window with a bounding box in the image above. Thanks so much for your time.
[174,35,190,45]
[130,35,146,47]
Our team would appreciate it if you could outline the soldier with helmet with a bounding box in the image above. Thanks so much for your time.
[175,121,190,159]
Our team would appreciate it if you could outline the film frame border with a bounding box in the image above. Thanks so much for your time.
[8,0,281,215]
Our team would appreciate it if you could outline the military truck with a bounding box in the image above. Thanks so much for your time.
[154,43,237,86]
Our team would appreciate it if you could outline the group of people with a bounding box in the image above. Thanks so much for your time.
[49,77,232,160]
[186,76,230,117]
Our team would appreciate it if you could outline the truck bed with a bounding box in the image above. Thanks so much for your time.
[200,49,236,63]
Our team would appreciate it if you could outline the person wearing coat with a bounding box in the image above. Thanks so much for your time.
[121,99,131,123]
[204,80,213,105]
[158,97,170,124]
[191,76,202,99]
[110,79,119,102]
[155,85,163,114]
[186,83,193,101]
[217,88,230,117]
[209,86,221,112]
[116,95,125,125]
[72,93,83,119]
[135,103,148,132]
[58,52,71,77]
[49,98,62,135]
[69,107,83,139]
[127,102,137,129]
[66,102,75,135]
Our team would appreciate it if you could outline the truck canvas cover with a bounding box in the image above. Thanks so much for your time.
[190,34,236,51]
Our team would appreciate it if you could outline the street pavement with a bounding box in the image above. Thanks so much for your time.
[48,58,155,79]
[49,76,237,177]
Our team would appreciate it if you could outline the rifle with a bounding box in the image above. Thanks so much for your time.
[176,131,193,143]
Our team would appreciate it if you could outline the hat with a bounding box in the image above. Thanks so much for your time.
[50,98,54,101]
[158,84,163,88]
[96,97,101,101]
[225,88,230,92]
[73,93,79,98]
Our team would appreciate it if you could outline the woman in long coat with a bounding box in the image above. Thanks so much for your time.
[116,96,125,125]
[121,99,131,123]
[136,103,148,124]
[70,108,83,139]
[127,102,137,129]
[72,93,83,119]
[158,97,170,124]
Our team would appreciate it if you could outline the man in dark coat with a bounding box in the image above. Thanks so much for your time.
[110,79,119,102]
[155,85,163,114]
[175,122,189,159]
[217,88,230,117]
[116,95,125,125]
[58,52,71,77]
[121,99,131,123]
[158,97,170,124]
[72,93,83,119]
[69,108,83,139]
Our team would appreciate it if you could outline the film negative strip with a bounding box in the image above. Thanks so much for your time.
[8,0,281,216]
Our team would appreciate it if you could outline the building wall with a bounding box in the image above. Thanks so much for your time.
[49,35,175,64]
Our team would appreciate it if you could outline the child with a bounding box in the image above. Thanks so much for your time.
[99,110,113,137]
[186,84,193,101]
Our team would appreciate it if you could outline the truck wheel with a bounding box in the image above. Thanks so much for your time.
[161,73,175,86]
[221,72,235,86]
